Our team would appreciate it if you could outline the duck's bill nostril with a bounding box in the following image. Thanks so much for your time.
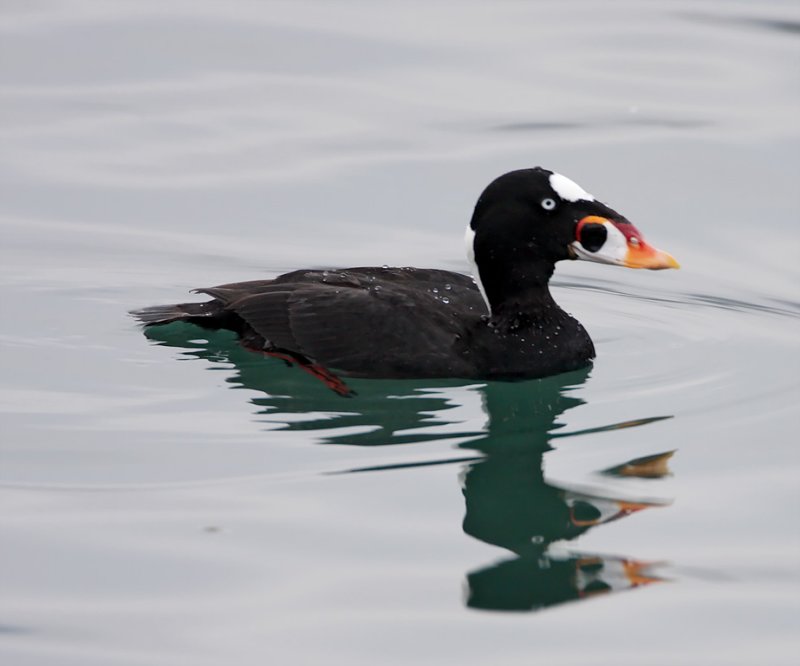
[623,238,680,269]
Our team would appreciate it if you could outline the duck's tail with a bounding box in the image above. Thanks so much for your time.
[129,300,222,327]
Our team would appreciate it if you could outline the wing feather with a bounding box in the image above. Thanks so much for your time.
[203,268,484,378]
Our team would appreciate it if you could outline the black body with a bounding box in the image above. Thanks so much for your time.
[134,266,593,379]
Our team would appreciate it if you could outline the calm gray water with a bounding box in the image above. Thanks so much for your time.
[1,1,799,664]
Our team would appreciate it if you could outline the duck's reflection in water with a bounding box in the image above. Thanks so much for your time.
[146,325,674,612]
[385,377,672,612]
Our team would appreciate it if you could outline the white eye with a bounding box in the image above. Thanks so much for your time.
[541,198,557,211]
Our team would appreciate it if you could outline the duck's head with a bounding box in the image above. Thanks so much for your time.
[465,167,679,313]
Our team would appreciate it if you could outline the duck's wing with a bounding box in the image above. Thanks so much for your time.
[198,268,484,378]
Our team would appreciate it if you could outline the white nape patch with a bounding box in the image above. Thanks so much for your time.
[464,224,491,314]
[549,172,595,202]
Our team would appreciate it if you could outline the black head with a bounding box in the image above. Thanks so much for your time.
[465,168,678,313]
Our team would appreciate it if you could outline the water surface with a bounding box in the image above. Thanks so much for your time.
[1,1,799,664]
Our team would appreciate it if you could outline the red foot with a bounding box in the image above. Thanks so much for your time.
[250,346,355,397]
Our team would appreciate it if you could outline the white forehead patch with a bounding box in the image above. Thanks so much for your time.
[549,172,595,202]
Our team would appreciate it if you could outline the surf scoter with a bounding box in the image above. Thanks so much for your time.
[132,168,678,394]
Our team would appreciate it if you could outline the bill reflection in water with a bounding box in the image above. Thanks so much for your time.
[146,325,675,612]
